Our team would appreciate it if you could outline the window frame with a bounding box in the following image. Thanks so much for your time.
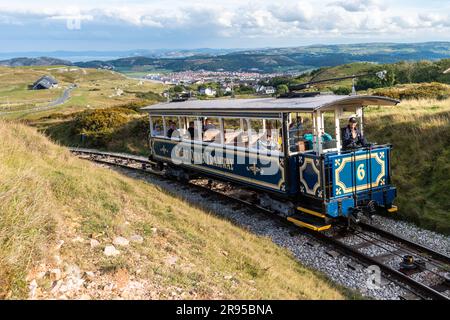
[149,113,285,157]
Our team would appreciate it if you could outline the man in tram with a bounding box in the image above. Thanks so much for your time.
[342,116,368,149]
[187,121,195,139]
[167,121,178,138]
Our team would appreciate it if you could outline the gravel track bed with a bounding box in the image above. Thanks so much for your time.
[366,216,450,256]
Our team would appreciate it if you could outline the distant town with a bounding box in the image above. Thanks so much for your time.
[144,70,304,85]
[142,70,306,97]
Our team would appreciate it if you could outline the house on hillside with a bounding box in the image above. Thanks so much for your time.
[444,68,450,74]
[264,86,275,95]
[199,87,217,96]
[32,75,58,90]
[255,85,275,95]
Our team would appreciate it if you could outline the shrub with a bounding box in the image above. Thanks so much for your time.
[372,82,450,100]
[135,91,165,102]
[73,108,132,136]
[276,84,289,95]
[332,86,352,95]
[39,112,75,120]
[116,101,150,112]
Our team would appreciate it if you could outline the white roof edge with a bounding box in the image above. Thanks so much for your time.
[141,95,400,113]
[315,95,400,111]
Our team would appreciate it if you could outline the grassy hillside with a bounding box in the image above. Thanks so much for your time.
[365,99,450,234]
[0,120,346,299]
[0,66,165,120]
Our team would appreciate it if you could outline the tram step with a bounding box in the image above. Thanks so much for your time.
[287,213,331,232]
[297,206,326,219]
[387,205,398,213]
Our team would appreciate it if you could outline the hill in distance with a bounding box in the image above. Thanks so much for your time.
[1,42,449,73]
[74,42,450,73]
[0,56,73,67]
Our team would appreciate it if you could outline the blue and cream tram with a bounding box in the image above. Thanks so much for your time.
[142,94,400,231]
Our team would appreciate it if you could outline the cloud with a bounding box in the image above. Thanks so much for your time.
[0,0,449,49]
[269,1,313,23]
[330,0,386,12]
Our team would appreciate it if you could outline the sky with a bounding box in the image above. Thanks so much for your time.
[0,0,449,52]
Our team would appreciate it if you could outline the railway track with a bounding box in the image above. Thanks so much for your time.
[69,147,450,300]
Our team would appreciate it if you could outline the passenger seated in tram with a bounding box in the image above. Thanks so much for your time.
[342,117,367,149]
[203,118,220,142]
[289,116,305,152]
[167,121,178,138]
[204,118,217,130]
[303,131,332,150]
[188,121,195,139]
[289,116,304,133]
[152,124,163,136]
[256,122,280,152]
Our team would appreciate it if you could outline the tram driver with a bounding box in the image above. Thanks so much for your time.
[342,117,367,149]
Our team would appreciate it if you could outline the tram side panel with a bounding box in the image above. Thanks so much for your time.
[325,147,397,217]
[150,138,288,194]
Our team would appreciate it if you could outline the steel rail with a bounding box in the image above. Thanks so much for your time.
[310,231,449,300]
[359,222,450,265]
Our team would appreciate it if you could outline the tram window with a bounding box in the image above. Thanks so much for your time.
[203,117,221,143]
[322,112,337,150]
[265,119,282,152]
[184,117,198,140]
[249,119,264,148]
[288,113,313,153]
[249,119,282,152]
[223,118,242,146]
[151,116,164,137]
[242,119,249,146]
[178,117,188,138]
[165,116,180,139]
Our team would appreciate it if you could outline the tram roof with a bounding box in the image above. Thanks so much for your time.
[141,94,399,116]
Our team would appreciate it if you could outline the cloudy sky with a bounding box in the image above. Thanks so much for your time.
[0,0,449,52]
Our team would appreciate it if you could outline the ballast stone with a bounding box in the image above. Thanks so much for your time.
[104,245,120,256]
[113,236,129,247]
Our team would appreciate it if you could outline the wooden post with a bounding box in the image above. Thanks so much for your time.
[315,111,323,154]
[335,107,342,152]
[219,117,225,145]
[149,115,153,137]
[162,116,167,137]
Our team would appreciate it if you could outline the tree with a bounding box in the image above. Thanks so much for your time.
[173,85,184,93]
[332,87,351,95]
[276,84,289,95]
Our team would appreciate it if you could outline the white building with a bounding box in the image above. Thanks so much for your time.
[255,85,275,95]
[264,86,275,94]
[199,87,217,96]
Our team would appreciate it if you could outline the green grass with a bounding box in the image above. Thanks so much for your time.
[365,99,450,234]
[307,62,376,90]
[0,120,348,299]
